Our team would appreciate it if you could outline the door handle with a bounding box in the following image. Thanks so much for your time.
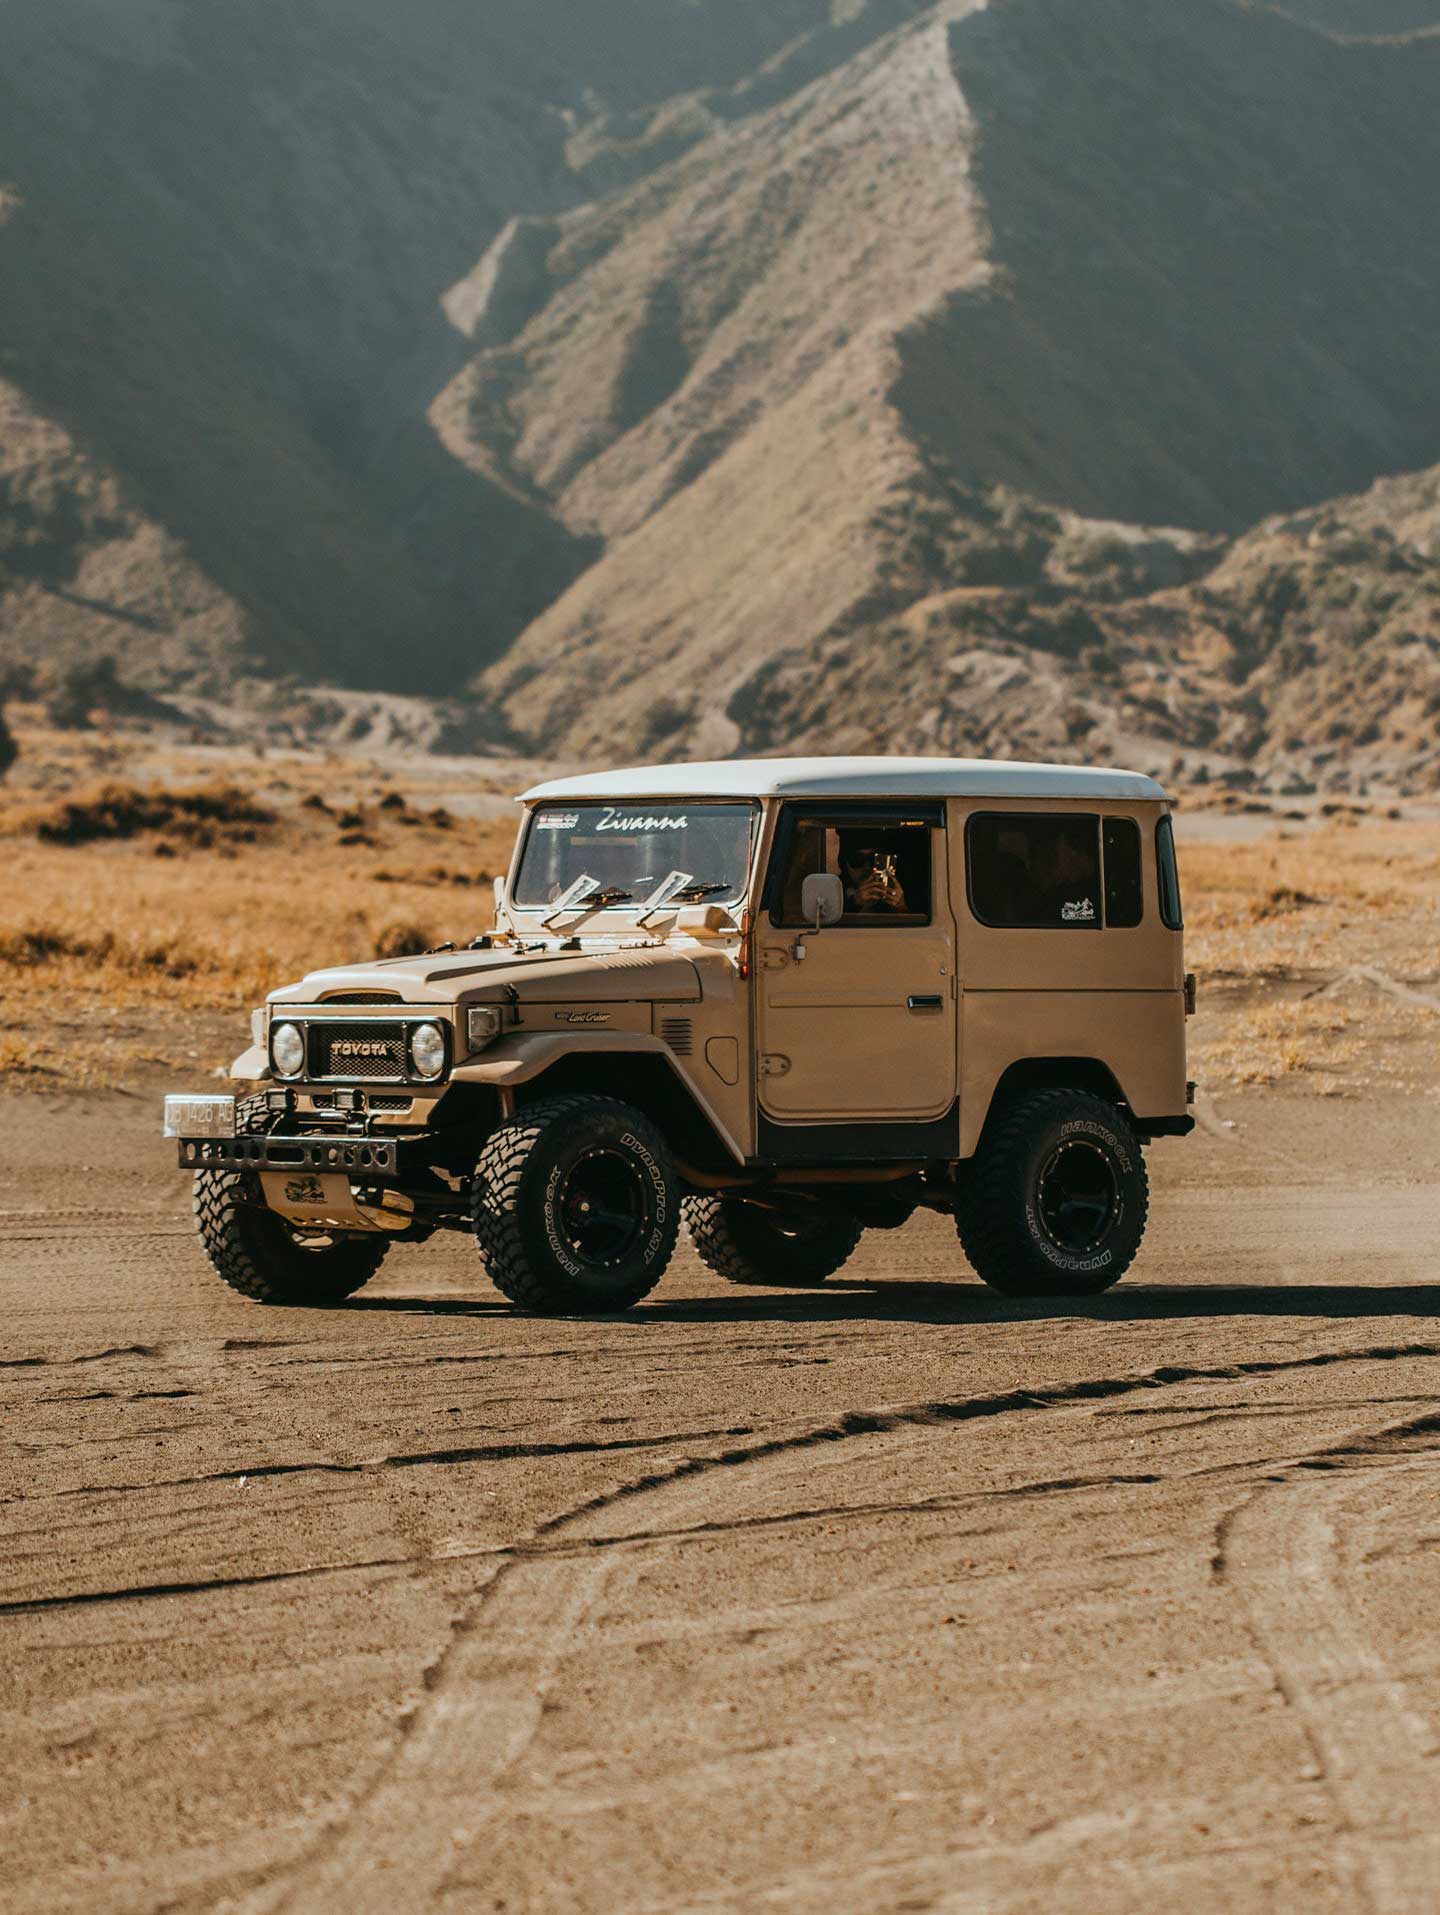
[906,995,944,1012]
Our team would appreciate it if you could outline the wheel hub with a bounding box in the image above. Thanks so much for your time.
[558,1148,648,1268]
[1035,1139,1120,1254]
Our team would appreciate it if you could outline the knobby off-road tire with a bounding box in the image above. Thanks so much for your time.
[956,1089,1148,1297]
[472,1095,680,1314]
[192,1172,390,1304]
[683,1196,863,1287]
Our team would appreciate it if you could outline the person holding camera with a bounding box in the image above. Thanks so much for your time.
[839,834,910,914]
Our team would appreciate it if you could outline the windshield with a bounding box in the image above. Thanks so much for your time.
[513,802,757,914]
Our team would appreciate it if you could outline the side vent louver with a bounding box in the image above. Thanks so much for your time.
[660,1017,694,1057]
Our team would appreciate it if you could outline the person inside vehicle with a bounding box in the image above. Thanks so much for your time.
[840,832,910,914]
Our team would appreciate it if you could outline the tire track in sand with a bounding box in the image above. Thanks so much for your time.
[239,1345,1440,1912]
[1218,1444,1440,1911]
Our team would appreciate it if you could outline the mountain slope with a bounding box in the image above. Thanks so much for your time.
[3,0,1438,789]
[0,0,920,691]
[452,0,1440,768]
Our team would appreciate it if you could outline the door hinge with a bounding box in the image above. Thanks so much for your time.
[759,947,789,970]
[759,1053,792,1077]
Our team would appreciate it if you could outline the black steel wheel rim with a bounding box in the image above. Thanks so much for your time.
[559,1147,649,1268]
[1036,1140,1120,1253]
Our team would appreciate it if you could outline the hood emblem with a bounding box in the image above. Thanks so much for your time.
[555,1010,610,1025]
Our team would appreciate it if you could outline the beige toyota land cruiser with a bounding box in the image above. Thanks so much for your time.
[166,758,1195,1314]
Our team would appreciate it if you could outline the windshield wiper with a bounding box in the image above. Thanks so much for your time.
[673,880,729,901]
[636,869,695,926]
[540,874,601,927]
[541,875,636,928]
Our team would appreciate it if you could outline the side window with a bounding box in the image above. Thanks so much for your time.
[1102,818,1143,928]
[967,813,1101,929]
[1156,814,1183,929]
[770,815,933,926]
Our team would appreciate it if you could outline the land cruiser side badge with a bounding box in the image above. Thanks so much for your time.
[556,1010,610,1024]
[1062,898,1096,922]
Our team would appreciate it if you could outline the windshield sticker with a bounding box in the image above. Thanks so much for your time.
[595,808,688,832]
[1061,898,1096,922]
[537,812,580,830]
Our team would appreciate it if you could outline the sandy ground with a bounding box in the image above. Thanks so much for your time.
[3,1079,1440,1913]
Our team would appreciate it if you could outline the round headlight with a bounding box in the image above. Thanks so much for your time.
[271,1021,305,1078]
[410,1021,446,1081]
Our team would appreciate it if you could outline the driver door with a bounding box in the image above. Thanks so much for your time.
[754,804,956,1121]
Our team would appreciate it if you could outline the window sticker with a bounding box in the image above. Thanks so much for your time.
[595,808,689,832]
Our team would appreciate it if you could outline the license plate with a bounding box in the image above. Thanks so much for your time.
[163,1094,236,1140]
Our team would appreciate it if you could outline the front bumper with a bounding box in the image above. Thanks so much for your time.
[175,1134,399,1179]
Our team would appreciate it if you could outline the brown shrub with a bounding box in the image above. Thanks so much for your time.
[0,925,105,965]
[372,920,437,959]
[32,782,277,846]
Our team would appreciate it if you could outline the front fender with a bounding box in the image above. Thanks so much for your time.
[229,1044,267,1082]
[452,1033,747,1165]
[451,1031,679,1086]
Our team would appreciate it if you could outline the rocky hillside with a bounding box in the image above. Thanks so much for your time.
[727,465,1440,793]
[3,0,1439,787]
[0,0,897,690]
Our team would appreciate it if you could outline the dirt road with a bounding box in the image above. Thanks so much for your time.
[4,1087,1440,1912]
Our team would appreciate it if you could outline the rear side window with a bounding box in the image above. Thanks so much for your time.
[967,814,1101,929]
[1156,814,1183,929]
[1102,818,1143,928]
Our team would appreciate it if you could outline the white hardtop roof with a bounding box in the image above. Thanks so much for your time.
[520,756,1168,805]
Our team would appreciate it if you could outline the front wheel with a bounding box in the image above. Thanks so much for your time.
[472,1095,680,1314]
[684,1195,863,1286]
[956,1090,1148,1297]
[193,1171,390,1304]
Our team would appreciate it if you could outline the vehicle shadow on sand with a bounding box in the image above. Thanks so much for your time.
[345,1281,1440,1327]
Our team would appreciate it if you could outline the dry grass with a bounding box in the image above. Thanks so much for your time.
[1181,818,1440,1094]
[0,816,513,1010]
[0,723,519,1082]
[1181,820,1440,981]
[2,717,1437,1096]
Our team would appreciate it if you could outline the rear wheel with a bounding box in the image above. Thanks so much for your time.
[684,1195,863,1287]
[472,1095,680,1314]
[193,1171,389,1304]
[957,1090,1148,1297]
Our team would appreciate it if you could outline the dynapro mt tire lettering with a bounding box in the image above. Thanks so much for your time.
[956,1089,1148,1298]
[542,1164,585,1278]
[472,1095,680,1315]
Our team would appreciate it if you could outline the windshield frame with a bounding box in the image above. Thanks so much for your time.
[509,798,761,920]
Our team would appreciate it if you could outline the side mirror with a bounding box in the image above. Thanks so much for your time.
[800,872,844,930]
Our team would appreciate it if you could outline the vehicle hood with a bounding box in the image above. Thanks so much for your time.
[271,945,702,1007]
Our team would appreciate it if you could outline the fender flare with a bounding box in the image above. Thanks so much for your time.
[453,1033,748,1164]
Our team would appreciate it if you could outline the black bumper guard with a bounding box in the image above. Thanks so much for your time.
[177,1134,399,1179]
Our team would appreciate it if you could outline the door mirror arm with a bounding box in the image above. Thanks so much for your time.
[794,872,844,960]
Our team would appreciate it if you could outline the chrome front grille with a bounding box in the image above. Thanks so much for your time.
[308,1021,409,1082]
